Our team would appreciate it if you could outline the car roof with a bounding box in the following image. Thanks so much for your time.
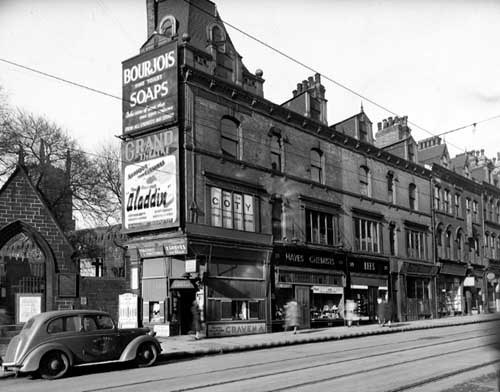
[30,310,110,324]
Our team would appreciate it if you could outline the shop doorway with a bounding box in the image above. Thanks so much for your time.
[295,285,310,329]
[176,289,196,335]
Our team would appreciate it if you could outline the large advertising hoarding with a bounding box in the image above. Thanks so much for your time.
[122,42,177,134]
[122,128,179,232]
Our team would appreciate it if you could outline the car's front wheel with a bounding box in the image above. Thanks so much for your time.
[38,350,70,380]
[135,342,158,367]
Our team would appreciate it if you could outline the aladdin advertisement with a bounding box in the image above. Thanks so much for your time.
[122,41,177,134]
[122,128,179,231]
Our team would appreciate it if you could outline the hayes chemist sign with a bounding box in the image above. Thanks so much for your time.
[122,42,177,134]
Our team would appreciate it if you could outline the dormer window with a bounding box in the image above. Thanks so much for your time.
[159,15,177,38]
[209,24,226,53]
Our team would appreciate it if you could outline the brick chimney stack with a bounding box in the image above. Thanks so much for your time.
[283,73,328,124]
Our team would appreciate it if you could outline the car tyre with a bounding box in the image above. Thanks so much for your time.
[38,350,70,380]
[135,342,158,367]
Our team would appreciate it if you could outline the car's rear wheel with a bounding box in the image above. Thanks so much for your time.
[38,350,70,380]
[135,342,158,367]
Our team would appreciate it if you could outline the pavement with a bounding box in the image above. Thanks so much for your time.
[157,312,500,360]
[2,312,500,379]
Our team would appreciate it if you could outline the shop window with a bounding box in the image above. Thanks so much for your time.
[409,183,418,210]
[359,166,371,197]
[306,209,340,246]
[208,298,265,321]
[310,149,324,184]
[407,276,430,300]
[220,117,240,159]
[354,217,381,253]
[270,135,282,171]
[209,258,263,279]
[406,229,426,260]
[210,186,256,232]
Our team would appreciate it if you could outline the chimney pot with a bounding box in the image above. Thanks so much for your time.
[297,83,302,93]
[388,117,393,126]
[383,119,388,128]
[481,149,485,156]
[377,122,382,131]
[302,80,308,90]
[292,89,297,97]
[315,73,321,83]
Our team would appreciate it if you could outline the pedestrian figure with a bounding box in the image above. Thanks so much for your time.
[376,297,386,326]
[191,299,201,340]
[284,300,299,334]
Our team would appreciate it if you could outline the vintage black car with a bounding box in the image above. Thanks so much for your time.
[1,310,161,379]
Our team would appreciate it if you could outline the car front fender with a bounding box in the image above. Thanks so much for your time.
[20,343,74,373]
[119,335,162,362]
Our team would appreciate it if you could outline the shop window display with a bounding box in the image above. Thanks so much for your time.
[310,294,343,321]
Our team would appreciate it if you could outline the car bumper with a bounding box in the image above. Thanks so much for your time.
[2,362,22,372]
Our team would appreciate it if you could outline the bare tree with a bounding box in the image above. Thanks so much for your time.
[0,108,122,229]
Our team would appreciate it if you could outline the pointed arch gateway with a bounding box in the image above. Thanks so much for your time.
[0,220,56,323]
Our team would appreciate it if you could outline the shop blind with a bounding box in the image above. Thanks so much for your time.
[142,278,167,301]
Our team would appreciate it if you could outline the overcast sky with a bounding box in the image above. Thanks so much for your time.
[0,0,499,160]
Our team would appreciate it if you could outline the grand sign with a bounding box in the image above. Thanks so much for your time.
[122,42,177,134]
[273,246,345,271]
[122,128,179,232]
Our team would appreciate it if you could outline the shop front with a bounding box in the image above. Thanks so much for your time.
[436,261,467,317]
[192,244,269,338]
[346,254,390,323]
[396,261,438,321]
[464,266,485,314]
[486,259,500,313]
[271,246,346,330]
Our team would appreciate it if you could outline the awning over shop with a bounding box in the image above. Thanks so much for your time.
[350,274,387,288]
[401,262,439,276]
[439,263,467,277]
[170,279,196,290]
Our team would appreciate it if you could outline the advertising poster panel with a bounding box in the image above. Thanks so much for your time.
[122,128,179,231]
[122,41,177,134]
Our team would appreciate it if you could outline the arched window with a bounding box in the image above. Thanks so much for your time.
[310,149,324,184]
[220,117,240,159]
[159,15,177,38]
[436,223,444,258]
[270,135,282,172]
[456,228,464,261]
[389,222,397,256]
[445,226,452,259]
[409,183,417,210]
[359,166,371,197]
[387,171,395,204]
[209,24,226,53]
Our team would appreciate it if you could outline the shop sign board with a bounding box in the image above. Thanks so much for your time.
[16,293,42,323]
[207,322,266,337]
[311,286,344,295]
[122,42,177,134]
[118,293,139,328]
[273,246,345,270]
[185,258,197,273]
[347,256,389,275]
[122,128,179,232]
[164,237,187,255]
[464,276,475,287]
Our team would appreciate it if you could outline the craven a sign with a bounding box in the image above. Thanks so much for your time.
[122,128,179,231]
[122,42,178,134]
